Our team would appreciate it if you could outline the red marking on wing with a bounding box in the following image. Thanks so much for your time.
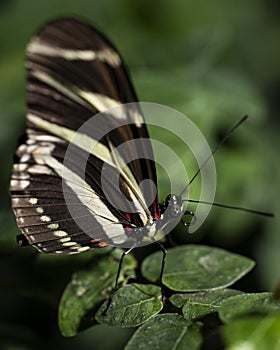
[153,200,161,220]
[91,239,107,247]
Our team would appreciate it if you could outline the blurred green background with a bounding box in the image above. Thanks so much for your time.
[0,0,279,349]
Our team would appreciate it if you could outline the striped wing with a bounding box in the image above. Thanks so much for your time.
[10,18,160,254]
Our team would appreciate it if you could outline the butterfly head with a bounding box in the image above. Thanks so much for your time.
[163,194,183,218]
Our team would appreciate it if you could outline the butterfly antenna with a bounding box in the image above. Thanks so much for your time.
[182,199,274,217]
[179,115,248,198]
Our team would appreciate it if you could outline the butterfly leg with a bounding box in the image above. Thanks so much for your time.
[103,246,135,315]
[152,239,167,304]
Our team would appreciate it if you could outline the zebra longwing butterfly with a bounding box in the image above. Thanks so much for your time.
[10,18,187,255]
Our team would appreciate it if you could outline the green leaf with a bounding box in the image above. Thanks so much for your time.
[170,289,243,321]
[219,292,280,323]
[96,283,163,327]
[58,249,136,337]
[124,314,202,350]
[142,245,255,292]
[222,315,280,350]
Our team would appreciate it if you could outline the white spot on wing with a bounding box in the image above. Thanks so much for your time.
[17,145,27,155]
[59,237,71,243]
[77,246,90,252]
[48,223,59,229]
[20,154,31,163]
[40,215,51,222]
[36,207,44,214]
[29,198,38,204]
[62,241,77,247]
[54,230,68,237]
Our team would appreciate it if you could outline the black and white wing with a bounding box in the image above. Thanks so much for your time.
[10,18,160,254]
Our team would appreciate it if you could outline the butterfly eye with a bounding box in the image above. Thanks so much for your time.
[165,194,172,204]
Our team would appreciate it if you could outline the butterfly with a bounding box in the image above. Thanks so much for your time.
[10,18,188,262]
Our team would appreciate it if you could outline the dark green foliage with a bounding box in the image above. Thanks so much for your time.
[58,245,280,349]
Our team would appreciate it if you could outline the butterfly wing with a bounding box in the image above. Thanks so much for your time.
[10,18,160,254]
